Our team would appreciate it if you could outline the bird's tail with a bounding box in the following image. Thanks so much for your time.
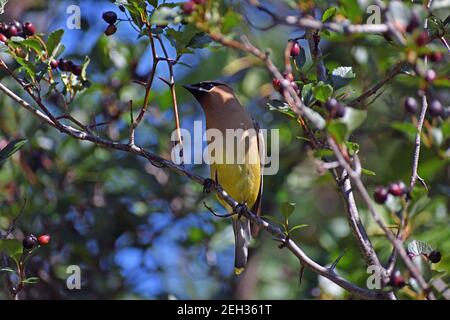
[232,218,251,275]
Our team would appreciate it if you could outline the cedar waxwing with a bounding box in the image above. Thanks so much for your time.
[184,81,263,275]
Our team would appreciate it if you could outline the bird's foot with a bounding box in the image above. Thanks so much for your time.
[234,202,248,219]
[203,178,216,194]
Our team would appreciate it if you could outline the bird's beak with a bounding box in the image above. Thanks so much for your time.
[182,84,199,94]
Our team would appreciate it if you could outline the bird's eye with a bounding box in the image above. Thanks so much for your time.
[202,83,215,90]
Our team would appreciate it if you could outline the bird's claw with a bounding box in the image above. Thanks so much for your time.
[203,178,216,194]
[234,202,248,219]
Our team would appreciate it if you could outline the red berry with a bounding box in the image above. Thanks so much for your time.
[102,11,117,24]
[6,25,18,38]
[104,24,117,36]
[374,186,388,204]
[182,1,195,14]
[424,69,436,83]
[50,59,59,69]
[404,97,418,114]
[290,41,301,57]
[390,270,406,288]
[23,234,38,250]
[193,0,205,4]
[272,78,281,91]
[23,22,36,37]
[429,51,443,62]
[416,32,429,47]
[0,33,7,43]
[429,100,443,117]
[37,234,51,245]
[388,182,404,197]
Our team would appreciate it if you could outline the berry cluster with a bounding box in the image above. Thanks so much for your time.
[404,96,446,118]
[22,234,51,250]
[54,58,82,76]
[182,0,205,15]
[373,181,407,204]
[0,21,36,43]
[102,11,118,36]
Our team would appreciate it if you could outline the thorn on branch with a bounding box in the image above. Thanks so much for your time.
[329,250,347,272]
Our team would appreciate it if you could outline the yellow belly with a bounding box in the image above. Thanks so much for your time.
[211,162,261,212]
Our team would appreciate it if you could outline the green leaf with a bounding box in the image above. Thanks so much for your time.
[47,29,64,57]
[0,267,15,273]
[22,277,40,284]
[81,56,90,80]
[345,141,359,156]
[15,57,36,81]
[18,38,44,54]
[0,138,27,164]
[166,25,198,54]
[281,202,295,218]
[313,82,333,103]
[222,11,241,34]
[407,240,433,257]
[0,239,23,264]
[289,224,308,234]
[267,100,296,118]
[301,83,316,106]
[361,168,376,176]
[331,66,355,89]
[322,7,337,22]
[391,122,418,141]
[341,108,366,134]
[327,121,347,143]
[147,0,158,7]
[151,6,181,25]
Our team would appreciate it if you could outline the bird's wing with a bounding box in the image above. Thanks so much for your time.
[251,117,264,238]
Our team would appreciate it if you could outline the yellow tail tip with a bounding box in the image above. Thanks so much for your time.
[234,267,244,275]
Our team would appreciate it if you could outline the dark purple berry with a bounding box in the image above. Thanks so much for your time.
[428,250,441,263]
[374,186,388,204]
[193,0,205,4]
[335,103,346,118]
[58,59,72,72]
[104,24,117,36]
[5,25,18,38]
[429,100,443,117]
[416,32,429,47]
[23,234,38,250]
[325,98,339,111]
[72,65,82,76]
[406,13,420,33]
[102,11,117,24]
[404,97,418,114]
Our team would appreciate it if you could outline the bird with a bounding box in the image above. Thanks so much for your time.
[184,81,263,275]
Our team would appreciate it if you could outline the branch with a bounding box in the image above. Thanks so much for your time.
[348,61,407,108]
